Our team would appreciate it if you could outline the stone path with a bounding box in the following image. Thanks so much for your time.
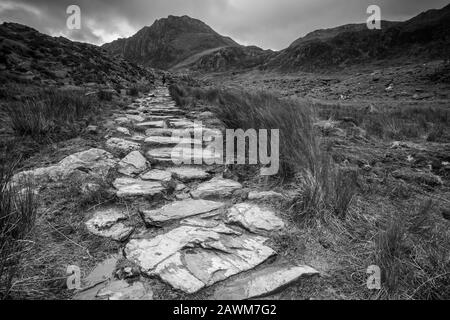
[14,86,318,300]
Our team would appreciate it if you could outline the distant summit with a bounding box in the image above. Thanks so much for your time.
[102,15,239,69]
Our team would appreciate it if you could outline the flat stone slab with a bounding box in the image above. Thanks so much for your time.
[106,138,140,153]
[140,169,173,182]
[248,191,285,201]
[135,121,167,129]
[227,203,285,233]
[213,264,319,300]
[130,135,146,142]
[12,148,117,185]
[97,280,153,300]
[169,119,200,128]
[191,177,242,199]
[146,115,173,120]
[126,114,146,122]
[113,178,165,198]
[146,147,222,164]
[145,128,193,137]
[125,224,275,294]
[140,199,225,226]
[167,166,210,182]
[85,208,133,241]
[144,136,202,147]
[82,256,119,289]
[118,151,148,176]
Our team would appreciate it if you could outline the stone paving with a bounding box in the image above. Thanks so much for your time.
[15,86,318,300]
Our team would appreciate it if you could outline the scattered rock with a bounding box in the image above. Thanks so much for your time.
[85,208,133,241]
[140,199,225,226]
[190,177,242,199]
[118,151,148,176]
[227,203,285,233]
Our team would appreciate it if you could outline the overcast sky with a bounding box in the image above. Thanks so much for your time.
[0,0,448,50]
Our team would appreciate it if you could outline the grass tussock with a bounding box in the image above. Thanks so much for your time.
[5,89,96,139]
[0,160,38,299]
[333,198,450,299]
[169,83,357,221]
[319,103,450,141]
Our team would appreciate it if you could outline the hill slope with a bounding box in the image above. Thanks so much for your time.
[0,22,153,87]
[264,4,450,72]
[102,15,239,70]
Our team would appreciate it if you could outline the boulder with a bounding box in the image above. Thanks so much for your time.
[12,148,117,185]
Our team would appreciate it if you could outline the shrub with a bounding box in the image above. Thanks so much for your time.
[0,161,38,299]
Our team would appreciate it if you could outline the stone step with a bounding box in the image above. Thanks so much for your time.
[166,166,210,182]
[146,147,222,164]
[140,169,173,182]
[113,177,165,198]
[140,199,225,226]
[190,177,242,199]
[135,120,167,129]
[144,136,203,147]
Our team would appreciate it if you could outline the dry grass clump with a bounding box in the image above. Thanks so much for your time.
[0,160,38,299]
[333,198,450,299]
[169,83,357,221]
[5,89,96,138]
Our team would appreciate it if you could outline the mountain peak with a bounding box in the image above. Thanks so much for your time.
[102,16,238,69]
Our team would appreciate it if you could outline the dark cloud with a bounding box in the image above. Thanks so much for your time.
[0,0,448,49]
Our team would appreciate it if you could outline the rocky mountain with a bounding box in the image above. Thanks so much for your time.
[172,45,275,72]
[264,4,450,72]
[102,15,239,70]
[0,22,153,87]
